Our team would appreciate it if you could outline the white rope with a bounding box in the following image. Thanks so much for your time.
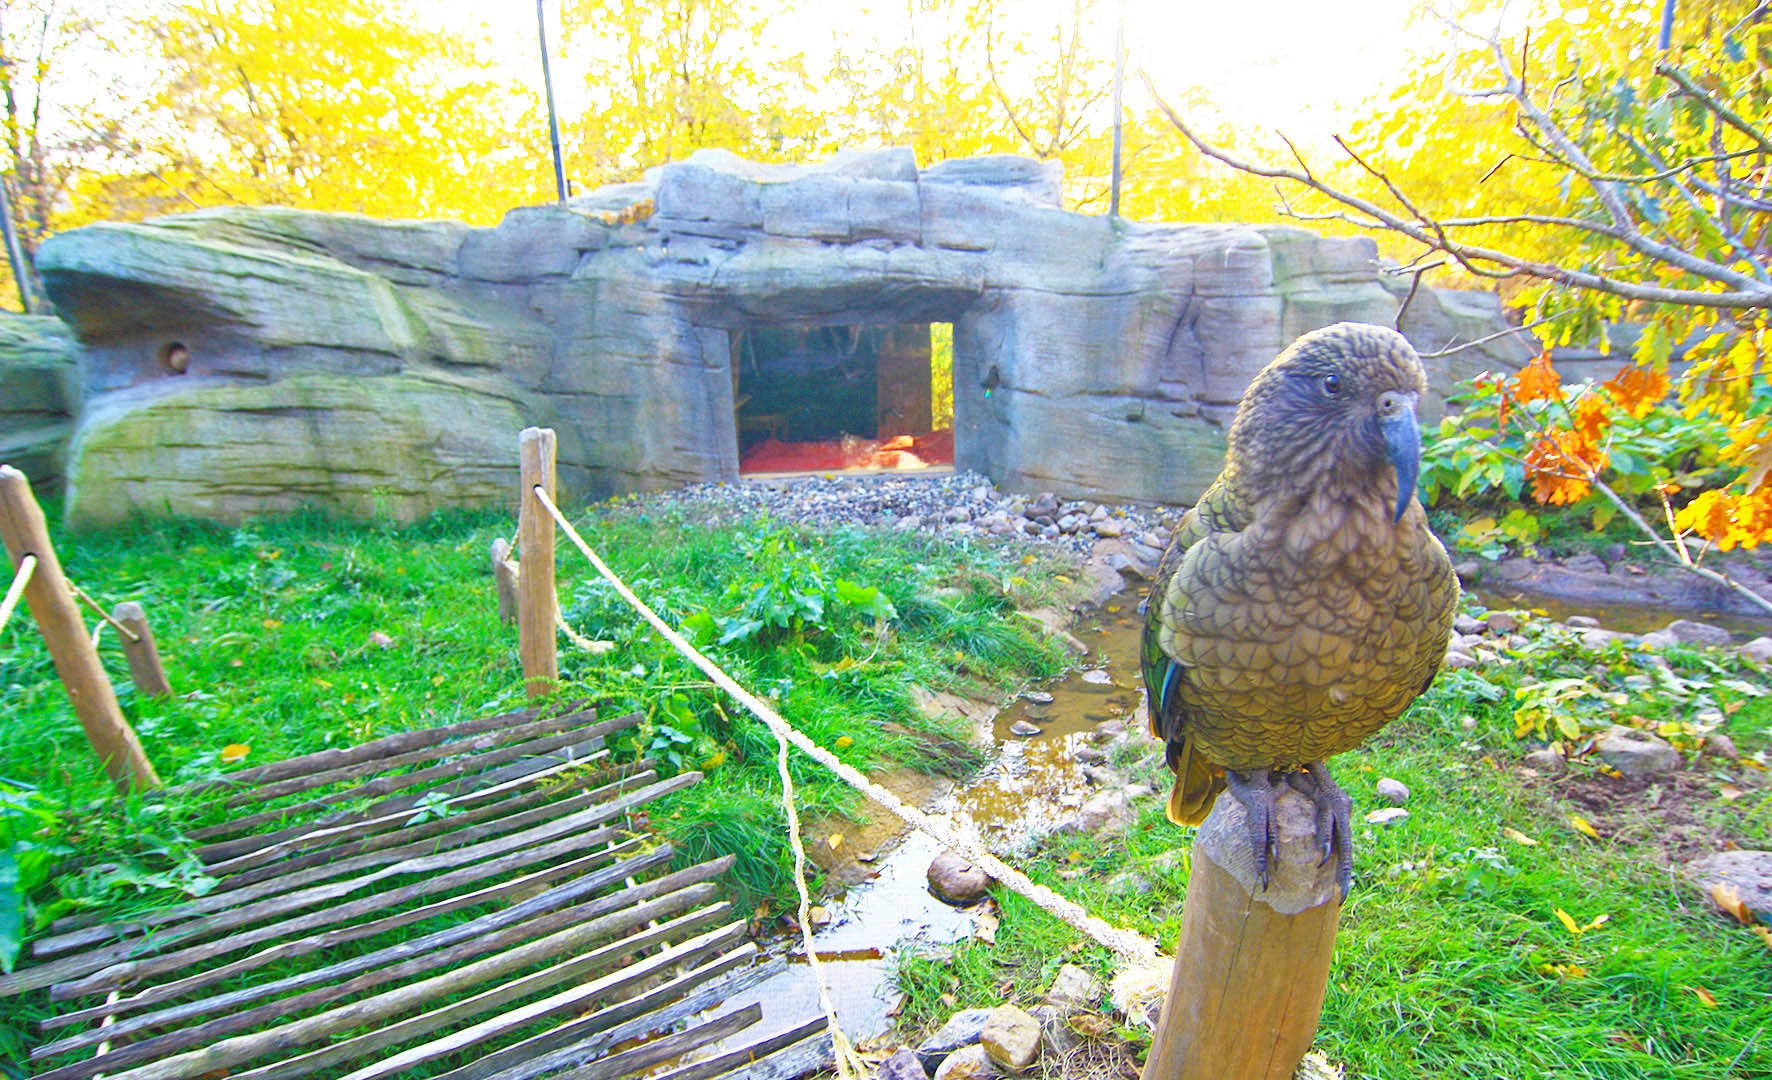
[0,553,35,636]
[531,488,1162,969]
[555,612,614,656]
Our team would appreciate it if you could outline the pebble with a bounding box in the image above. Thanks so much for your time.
[1044,964,1104,1010]
[1522,748,1565,773]
[1565,615,1601,629]
[916,1008,995,1074]
[1460,716,1479,731]
[932,1045,997,1080]
[1024,690,1055,705]
[1485,611,1520,634]
[1375,778,1410,804]
[647,470,1174,555]
[1704,733,1740,761]
[1366,808,1410,825]
[981,1005,1042,1072]
[1667,619,1733,648]
[1453,614,1487,635]
[1744,637,1772,664]
[877,1047,932,1080]
[1008,720,1042,737]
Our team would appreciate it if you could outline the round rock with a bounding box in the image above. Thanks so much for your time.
[1594,726,1683,777]
[927,852,993,905]
[1374,777,1410,804]
[980,1005,1041,1073]
[932,1044,997,1080]
[1667,619,1733,648]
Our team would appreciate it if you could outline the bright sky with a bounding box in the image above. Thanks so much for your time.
[434,0,1450,151]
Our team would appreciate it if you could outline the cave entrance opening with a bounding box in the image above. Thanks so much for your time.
[732,322,955,475]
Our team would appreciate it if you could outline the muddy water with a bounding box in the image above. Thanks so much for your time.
[1470,586,1772,637]
[687,609,1153,1056]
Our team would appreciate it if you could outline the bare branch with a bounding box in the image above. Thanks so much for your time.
[1140,71,1772,309]
[1657,62,1772,157]
[1416,314,1568,360]
[1393,259,1446,331]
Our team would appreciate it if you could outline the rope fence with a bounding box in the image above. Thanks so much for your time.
[0,552,36,636]
[530,487,1165,971]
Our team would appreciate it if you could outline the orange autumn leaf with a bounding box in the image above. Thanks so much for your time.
[220,743,251,763]
[1675,488,1772,551]
[1572,394,1611,444]
[1525,429,1608,505]
[1603,365,1671,419]
[1514,351,1563,404]
[1711,882,1755,926]
[1686,985,1718,1008]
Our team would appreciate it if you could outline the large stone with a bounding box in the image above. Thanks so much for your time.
[979,1005,1042,1073]
[0,313,77,491]
[1043,963,1104,1010]
[1666,619,1734,648]
[1593,727,1683,777]
[915,1008,995,1074]
[1687,850,1772,923]
[875,1047,932,1080]
[33,149,1525,526]
[927,851,992,905]
[932,1045,998,1080]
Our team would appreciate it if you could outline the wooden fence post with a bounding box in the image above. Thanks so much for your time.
[517,428,558,698]
[0,465,160,792]
[112,602,173,698]
[1142,787,1340,1080]
[490,537,520,627]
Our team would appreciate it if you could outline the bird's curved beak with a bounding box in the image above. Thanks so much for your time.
[1380,399,1421,524]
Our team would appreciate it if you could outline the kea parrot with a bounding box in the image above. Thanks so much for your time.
[1140,322,1458,897]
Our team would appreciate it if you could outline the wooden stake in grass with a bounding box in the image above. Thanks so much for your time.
[112,602,173,698]
[490,538,520,626]
[517,427,558,699]
[0,465,159,792]
[1142,786,1340,1080]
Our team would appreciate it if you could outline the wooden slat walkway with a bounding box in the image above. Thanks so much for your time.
[8,704,832,1080]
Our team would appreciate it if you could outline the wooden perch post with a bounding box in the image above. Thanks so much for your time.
[0,465,160,792]
[517,427,558,698]
[490,537,520,626]
[112,602,172,698]
[1142,787,1340,1080]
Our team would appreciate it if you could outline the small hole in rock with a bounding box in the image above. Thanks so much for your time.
[157,342,190,375]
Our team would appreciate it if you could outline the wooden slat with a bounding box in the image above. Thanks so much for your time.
[428,951,783,1080]
[216,711,599,809]
[169,704,579,793]
[190,723,615,841]
[37,891,732,1080]
[36,823,624,1001]
[555,1005,764,1080]
[35,854,730,1059]
[34,768,663,957]
[39,844,711,1034]
[188,739,618,867]
[646,1016,831,1080]
[200,757,645,889]
[117,924,754,1080]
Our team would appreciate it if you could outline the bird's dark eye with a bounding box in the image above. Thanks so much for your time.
[1322,373,1341,397]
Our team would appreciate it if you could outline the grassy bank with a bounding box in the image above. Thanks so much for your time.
[0,498,1072,1064]
[895,614,1772,1078]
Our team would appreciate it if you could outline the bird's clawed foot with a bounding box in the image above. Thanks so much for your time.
[1224,769,1279,889]
[1288,762,1353,900]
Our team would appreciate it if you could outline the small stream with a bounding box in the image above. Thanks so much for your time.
[688,611,1150,1055]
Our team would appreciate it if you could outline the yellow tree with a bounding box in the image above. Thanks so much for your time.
[560,0,824,185]
[79,0,548,225]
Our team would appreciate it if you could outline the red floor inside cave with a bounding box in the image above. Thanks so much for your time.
[739,429,955,474]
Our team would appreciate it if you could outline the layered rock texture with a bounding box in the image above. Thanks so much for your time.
[30,149,1529,526]
[0,314,78,492]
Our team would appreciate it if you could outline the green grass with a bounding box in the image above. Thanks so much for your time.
[0,497,1071,1070]
[893,605,1772,1079]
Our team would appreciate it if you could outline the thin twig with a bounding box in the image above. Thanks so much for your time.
[1418,314,1569,360]
[0,554,36,636]
[1394,259,1446,330]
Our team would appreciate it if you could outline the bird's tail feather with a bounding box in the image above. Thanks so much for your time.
[1165,736,1225,826]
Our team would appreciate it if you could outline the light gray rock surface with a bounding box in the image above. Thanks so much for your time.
[1687,850,1772,922]
[0,313,78,491]
[1594,727,1683,777]
[916,1007,995,1074]
[979,1005,1042,1072]
[36,150,1528,525]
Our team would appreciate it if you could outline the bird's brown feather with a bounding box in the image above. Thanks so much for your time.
[1140,323,1458,824]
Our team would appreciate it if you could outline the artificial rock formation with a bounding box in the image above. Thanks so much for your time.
[0,314,78,492]
[31,149,1530,526]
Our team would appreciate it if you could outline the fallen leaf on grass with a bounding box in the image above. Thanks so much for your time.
[972,901,1000,944]
[220,743,251,763]
[1538,962,1588,979]
[1554,908,1610,935]
[1751,925,1772,951]
[1568,815,1601,840]
[1686,985,1718,1008]
[1720,784,1744,801]
[833,735,854,750]
[1069,1014,1113,1038]
[1712,882,1755,925]
[1502,827,1540,846]
[826,833,844,852]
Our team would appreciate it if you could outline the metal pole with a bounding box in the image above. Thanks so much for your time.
[536,0,568,204]
[1109,3,1125,219]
